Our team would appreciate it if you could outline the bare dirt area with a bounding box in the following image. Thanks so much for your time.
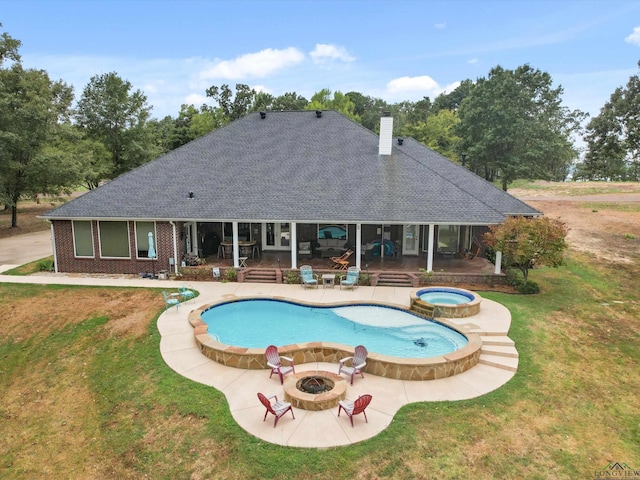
[509,181,640,264]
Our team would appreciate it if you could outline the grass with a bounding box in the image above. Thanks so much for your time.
[0,249,638,479]
[506,179,640,196]
[1,189,639,478]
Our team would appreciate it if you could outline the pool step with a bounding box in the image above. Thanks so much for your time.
[478,353,519,372]
[480,344,519,358]
[480,335,515,347]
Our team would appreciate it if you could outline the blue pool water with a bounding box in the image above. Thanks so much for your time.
[201,299,468,358]
[418,288,474,305]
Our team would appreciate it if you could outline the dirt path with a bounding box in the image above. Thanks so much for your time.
[509,182,640,264]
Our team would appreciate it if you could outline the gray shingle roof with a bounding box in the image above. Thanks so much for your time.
[42,110,539,224]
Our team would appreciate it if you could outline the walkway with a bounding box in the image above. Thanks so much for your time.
[0,266,518,448]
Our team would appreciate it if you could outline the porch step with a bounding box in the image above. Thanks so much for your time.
[243,269,277,283]
[478,353,519,372]
[376,272,414,287]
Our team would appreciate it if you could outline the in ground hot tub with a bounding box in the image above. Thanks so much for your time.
[410,287,481,318]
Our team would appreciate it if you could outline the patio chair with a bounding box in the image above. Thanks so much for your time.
[338,394,372,427]
[300,265,319,289]
[330,249,353,270]
[298,241,312,258]
[162,291,180,313]
[338,345,368,384]
[339,266,359,289]
[179,285,195,303]
[265,345,295,384]
[257,393,295,428]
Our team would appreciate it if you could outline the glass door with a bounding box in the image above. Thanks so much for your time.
[263,223,291,250]
[402,224,420,255]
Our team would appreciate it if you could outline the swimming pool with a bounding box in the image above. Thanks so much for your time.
[190,297,483,381]
[201,299,468,358]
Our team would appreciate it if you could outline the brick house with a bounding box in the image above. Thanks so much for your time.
[41,110,539,276]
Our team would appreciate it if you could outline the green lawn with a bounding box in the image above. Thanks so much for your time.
[0,252,638,479]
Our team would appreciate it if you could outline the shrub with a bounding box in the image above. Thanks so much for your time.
[283,270,299,284]
[516,280,540,294]
[37,259,54,272]
[418,268,434,284]
[224,267,237,282]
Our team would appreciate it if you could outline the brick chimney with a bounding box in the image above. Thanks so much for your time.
[378,112,393,156]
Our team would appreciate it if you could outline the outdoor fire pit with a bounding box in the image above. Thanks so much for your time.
[298,375,334,394]
[284,371,347,411]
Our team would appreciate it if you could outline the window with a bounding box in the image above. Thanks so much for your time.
[72,221,94,257]
[135,221,156,258]
[99,221,130,258]
[318,224,347,240]
[438,224,459,252]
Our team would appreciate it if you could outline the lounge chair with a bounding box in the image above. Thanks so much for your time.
[330,249,353,270]
[300,265,319,289]
[338,394,372,427]
[338,345,367,384]
[257,393,295,427]
[265,345,295,384]
[339,266,359,289]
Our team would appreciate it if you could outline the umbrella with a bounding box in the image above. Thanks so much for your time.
[148,232,156,277]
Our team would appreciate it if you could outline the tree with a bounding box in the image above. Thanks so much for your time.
[575,65,640,181]
[205,83,257,123]
[306,88,360,122]
[346,91,390,131]
[75,72,157,180]
[457,65,585,189]
[484,216,568,286]
[271,92,308,111]
[431,79,474,113]
[0,26,77,227]
[402,109,461,161]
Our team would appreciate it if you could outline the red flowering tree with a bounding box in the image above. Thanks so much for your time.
[484,216,569,286]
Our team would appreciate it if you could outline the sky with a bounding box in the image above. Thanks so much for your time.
[2,0,640,122]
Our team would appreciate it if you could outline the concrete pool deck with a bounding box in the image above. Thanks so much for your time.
[0,270,518,448]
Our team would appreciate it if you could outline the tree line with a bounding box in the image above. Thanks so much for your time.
[1,25,638,227]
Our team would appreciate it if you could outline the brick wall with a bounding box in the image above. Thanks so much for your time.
[53,220,181,275]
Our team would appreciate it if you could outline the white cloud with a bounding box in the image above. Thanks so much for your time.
[468,58,478,64]
[310,44,356,64]
[386,75,440,94]
[434,22,446,29]
[199,47,305,80]
[624,26,640,46]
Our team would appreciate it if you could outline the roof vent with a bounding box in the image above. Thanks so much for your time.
[188,191,194,199]
[397,138,404,145]
[259,111,266,119]
[315,110,322,118]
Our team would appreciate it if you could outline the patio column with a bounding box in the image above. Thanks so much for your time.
[290,222,297,270]
[232,221,239,268]
[426,224,435,272]
[355,223,362,270]
[494,250,502,274]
